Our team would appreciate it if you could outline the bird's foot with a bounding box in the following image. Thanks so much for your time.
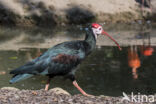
[45,83,49,91]
[45,87,49,91]
[72,80,94,97]
[44,77,51,91]
[83,93,94,97]
[45,88,48,91]
[45,80,51,91]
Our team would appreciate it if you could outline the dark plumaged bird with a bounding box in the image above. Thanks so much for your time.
[10,23,121,96]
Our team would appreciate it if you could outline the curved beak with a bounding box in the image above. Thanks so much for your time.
[102,30,122,50]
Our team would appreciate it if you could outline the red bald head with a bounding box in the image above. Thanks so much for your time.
[91,23,122,50]
[92,23,101,29]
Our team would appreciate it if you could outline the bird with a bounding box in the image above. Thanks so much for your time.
[10,23,121,96]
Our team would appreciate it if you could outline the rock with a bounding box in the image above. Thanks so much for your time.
[49,87,71,95]
[1,87,19,91]
[0,88,154,104]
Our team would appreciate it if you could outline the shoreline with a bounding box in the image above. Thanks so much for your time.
[0,23,156,51]
[0,87,155,104]
[0,87,130,104]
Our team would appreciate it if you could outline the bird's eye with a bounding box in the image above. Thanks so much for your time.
[99,28,101,30]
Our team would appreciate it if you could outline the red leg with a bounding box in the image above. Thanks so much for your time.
[45,77,51,91]
[73,80,92,96]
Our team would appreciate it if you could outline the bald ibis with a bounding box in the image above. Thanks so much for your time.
[10,23,121,96]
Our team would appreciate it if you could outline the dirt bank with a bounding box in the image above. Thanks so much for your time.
[0,0,155,26]
[0,87,131,104]
[1,87,156,104]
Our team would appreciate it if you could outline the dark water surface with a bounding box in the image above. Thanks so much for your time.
[0,24,156,96]
[0,46,156,96]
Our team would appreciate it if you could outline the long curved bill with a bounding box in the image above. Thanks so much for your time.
[102,30,122,50]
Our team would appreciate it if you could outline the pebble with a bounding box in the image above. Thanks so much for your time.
[0,88,153,104]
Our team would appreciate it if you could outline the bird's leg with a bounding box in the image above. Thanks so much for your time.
[68,74,92,96]
[73,80,91,96]
[45,77,51,91]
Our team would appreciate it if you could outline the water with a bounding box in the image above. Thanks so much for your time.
[0,24,156,96]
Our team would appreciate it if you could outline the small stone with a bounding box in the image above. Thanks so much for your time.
[1,87,19,91]
[32,91,38,95]
[49,87,71,95]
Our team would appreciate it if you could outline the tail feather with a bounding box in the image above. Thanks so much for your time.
[9,74,33,84]
[10,66,36,74]
[10,61,36,74]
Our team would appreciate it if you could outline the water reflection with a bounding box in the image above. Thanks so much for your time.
[128,46,140,79]
[140,33,154,56]
[0,24,156,50]
[128,32,154,80]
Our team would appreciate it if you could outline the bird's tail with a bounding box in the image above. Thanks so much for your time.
[9,74,33,84]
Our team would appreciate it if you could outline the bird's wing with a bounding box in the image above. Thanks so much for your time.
[10,41,86,75]
[45,53,81,74]
[40,41,86,75]
[44,47,86,75]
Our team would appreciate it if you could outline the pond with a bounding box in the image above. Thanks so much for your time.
[0,23,156,96]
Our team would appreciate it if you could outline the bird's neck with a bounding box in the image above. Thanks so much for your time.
[84,28,96,51]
